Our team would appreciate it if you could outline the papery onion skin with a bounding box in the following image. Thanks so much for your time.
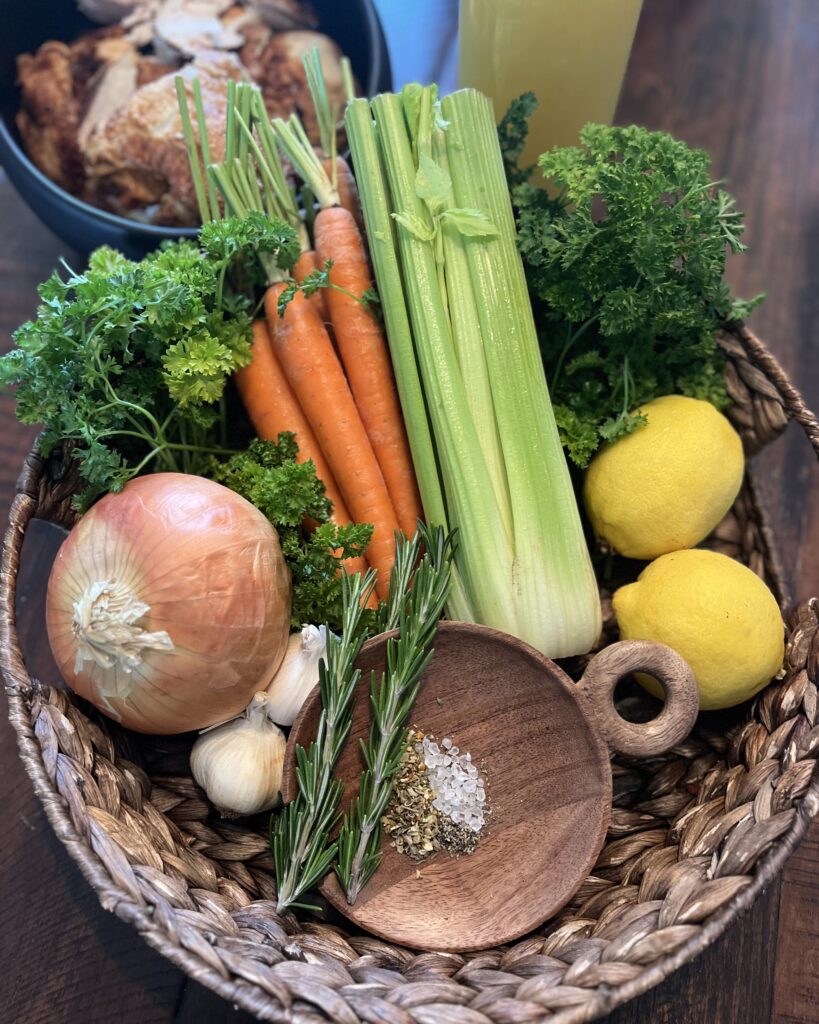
[46,473,291,734]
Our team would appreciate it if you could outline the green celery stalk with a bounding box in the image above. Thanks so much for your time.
[344,99,448,536]
[441,89,601,656]
[370,91,516,632]
[430,127,511,540]
[345,98,476,618]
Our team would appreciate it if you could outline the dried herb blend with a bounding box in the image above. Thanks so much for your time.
[383,730,489,863]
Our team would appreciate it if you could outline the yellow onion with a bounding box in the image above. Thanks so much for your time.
[46,473,291,734]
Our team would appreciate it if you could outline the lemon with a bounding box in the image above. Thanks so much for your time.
[613,549,784,710]
[584,395,744,560]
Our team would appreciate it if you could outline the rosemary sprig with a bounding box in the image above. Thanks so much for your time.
[272,569,376,912]
[336,524,455,904]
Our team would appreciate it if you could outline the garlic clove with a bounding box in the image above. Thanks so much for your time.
[190,692,285,817]
[264,624,328,726]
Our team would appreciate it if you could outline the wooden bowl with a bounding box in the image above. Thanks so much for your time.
[283,622,698,952]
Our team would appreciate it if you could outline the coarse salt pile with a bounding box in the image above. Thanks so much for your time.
[418,735,487,833]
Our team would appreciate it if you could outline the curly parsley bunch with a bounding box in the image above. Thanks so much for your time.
[500,97,762,466]
[0,214,299,508]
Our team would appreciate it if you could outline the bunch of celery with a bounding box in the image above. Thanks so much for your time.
[345,86,600,658]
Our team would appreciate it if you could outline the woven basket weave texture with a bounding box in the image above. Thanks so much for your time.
[2,322,818,1023]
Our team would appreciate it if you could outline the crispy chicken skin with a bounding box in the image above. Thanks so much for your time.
[16,27,180,200]
[16,41,86,193]
[84,52,244,224]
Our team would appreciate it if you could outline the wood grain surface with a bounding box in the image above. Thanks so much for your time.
[1,0,818,1021]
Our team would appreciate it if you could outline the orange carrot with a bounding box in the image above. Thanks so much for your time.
[235,321,371,588]
[236,321,345,515]
[314,206,423,538]
[264,285,400,600]
[293,249,329,325]
[321,156,363,235]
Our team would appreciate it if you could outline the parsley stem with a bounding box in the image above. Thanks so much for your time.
[218,394,227,449]
[551,314,598,389]
[93,358,166,442]
[96,431,243,459]
[216,263,227,310]
[159,409,177,435]
[130,447,165,477]
[162,441,244,456]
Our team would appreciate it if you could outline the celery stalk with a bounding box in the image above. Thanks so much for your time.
[351,85,600,656]
[370,92,516,634]
[441,89,601,655]
[431,128,511,540]
[344,99,448,535]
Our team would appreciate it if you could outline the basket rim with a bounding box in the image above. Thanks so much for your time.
[3,320,819,1023]
[7,671,818,1022]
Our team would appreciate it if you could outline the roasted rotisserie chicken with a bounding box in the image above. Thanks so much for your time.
[16,0,348,225]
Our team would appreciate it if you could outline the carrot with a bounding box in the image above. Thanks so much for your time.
[236,321,345,514]
[235,321,371,589]
[323,155,365,235]
[314,206,423,538]
[264,284,400,600]
[293,249,329,324]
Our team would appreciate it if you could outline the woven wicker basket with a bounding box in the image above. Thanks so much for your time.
[2,322,818,1023]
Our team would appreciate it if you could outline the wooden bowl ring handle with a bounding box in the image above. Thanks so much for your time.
[578,640,699,757]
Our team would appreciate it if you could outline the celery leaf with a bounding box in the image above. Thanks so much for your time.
[415,153,452,214]
[392,212,435,242]
[441,208,498,238]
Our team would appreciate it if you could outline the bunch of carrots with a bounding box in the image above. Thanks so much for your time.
[177,60,422,601]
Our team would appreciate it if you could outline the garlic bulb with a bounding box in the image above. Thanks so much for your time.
[265,625,328,726]
[190,693,285,817]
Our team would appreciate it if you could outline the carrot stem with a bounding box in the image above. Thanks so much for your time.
[174,76,210,224]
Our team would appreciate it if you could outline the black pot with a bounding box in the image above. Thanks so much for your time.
[0,0,392,258]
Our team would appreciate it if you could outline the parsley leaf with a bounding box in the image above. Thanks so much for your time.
[276,261,334,317]
[360,288,384,330]
[276,259,384,328]
[497,91,539,188]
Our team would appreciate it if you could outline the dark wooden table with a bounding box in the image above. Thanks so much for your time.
[2,0,818,1021]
